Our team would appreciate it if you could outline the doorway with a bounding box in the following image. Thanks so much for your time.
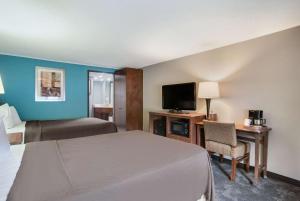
[88,71,114,122]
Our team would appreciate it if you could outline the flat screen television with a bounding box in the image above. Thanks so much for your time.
[162,82,196,111]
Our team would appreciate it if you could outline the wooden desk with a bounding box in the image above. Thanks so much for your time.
[149,111,205,144]
[196,122,271,182]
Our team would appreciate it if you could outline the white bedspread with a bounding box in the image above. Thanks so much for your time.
[0,145,25,201]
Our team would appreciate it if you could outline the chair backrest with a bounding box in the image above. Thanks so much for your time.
[204,121,237,146]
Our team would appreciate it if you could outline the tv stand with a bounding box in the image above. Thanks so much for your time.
[149,111,205,144]
[168,109,189,114]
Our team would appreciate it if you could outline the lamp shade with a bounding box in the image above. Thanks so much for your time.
[0,76,4,94]
[198,82,219,99]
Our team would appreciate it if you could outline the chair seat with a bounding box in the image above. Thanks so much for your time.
[206,140,250,158]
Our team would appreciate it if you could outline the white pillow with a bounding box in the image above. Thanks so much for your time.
[5,107,22,129]
[0,118,11,159]
[0,103,9,120]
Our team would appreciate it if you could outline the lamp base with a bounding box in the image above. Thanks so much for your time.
[207,113,218,121]
[205,98,211,119]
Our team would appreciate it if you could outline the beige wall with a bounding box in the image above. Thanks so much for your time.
[143,26,300,180]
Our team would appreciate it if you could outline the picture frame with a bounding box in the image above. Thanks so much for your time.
[35,67,65,102]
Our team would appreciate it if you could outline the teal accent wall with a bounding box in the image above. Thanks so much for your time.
[0,54,115,121]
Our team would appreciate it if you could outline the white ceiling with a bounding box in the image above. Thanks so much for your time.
[0,0,300,68]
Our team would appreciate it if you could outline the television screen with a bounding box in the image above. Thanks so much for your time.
[162,82,196,111]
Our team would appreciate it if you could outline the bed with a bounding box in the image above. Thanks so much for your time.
[6,118,117,144]
[23,117,118,143]
[4,131,214,201]
[1,103,117,143]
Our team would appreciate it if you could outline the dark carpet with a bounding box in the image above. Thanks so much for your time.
[212,159,300,201]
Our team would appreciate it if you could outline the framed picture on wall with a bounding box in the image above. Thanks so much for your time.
[35,67,65,102]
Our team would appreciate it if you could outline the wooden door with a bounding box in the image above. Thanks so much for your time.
[114,73,126,129]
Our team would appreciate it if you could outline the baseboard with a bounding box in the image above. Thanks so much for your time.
[211,155,300,187]
[266,171,300,187]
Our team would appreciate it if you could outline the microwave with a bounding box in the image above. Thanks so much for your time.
[171,120,189,137]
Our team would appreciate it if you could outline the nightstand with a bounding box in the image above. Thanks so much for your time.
[8,132,23,145]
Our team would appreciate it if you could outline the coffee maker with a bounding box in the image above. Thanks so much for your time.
[248,110,266,126]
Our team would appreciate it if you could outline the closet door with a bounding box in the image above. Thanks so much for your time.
[114,73,126,130]
[126,69,143,130]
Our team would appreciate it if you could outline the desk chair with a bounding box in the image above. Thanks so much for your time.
[204,121,250,181]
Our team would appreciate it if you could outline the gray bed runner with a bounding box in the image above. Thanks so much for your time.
[24,118,117,143]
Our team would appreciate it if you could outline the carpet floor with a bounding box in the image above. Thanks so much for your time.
[212,159,300,201]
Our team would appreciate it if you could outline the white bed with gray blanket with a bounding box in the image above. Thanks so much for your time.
[1,124,214,201]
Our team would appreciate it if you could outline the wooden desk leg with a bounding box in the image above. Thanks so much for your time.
[166,117,171,137]
[190,120,196,144]
[199,127,206,148]
[149,114,153,133]
[254,135,261,182]
[196,125,200,146]
[262,132,269,178]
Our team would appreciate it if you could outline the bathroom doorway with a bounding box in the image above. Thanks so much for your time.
[88,71,114,122]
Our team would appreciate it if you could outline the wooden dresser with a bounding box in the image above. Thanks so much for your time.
[93,106,113,120]
[114,68,143,130]
[149,111,205,144]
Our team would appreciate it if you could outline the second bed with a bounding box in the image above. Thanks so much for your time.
[7,117,118,144]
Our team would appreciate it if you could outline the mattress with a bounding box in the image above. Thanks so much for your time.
[7,131,214,201]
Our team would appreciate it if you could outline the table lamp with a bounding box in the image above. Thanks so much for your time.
[198,82,219,119]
